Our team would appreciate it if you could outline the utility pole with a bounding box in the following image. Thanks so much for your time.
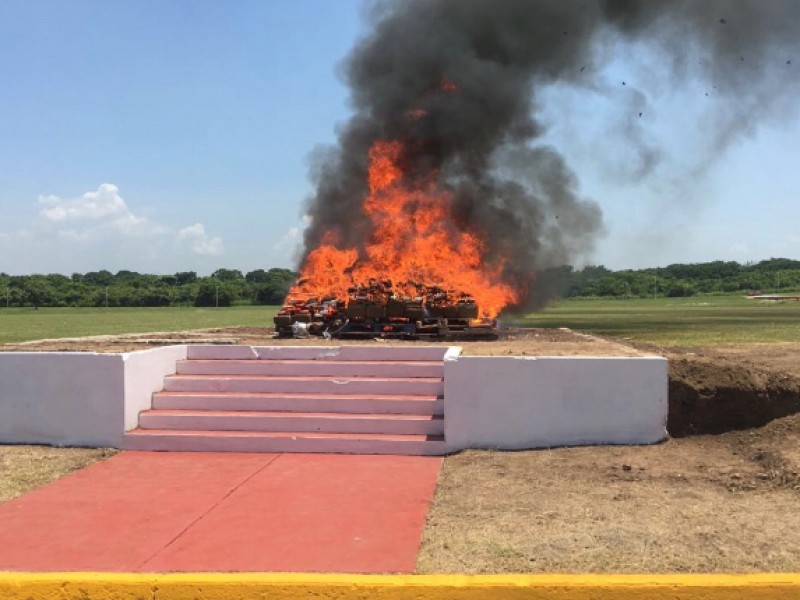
[653,276,657,299]
[105,287,109,308]
[5,288,8,308]
[215,284,219,308]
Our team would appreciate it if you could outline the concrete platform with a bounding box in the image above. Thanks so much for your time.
[0,452,442,573]
[1,343,667,453]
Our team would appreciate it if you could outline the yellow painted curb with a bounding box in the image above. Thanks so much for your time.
[1,572,800,599]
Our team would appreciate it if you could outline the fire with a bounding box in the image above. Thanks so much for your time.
[440,76,458,92]
[287,139,523,318]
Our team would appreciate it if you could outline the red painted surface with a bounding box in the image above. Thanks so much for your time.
[145,409,440,420]
[129,429,440,440]
[0,451,441,573]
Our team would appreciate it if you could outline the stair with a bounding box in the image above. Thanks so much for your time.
[124,345,450,455]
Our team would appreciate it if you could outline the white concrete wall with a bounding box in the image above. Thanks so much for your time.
[0,346,187,447]
[0,353,125,447]
[0,346,669,451]
[122,345,187,432]
[444,356,668,450]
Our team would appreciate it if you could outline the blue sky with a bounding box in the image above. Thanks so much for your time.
[0,0,798,276]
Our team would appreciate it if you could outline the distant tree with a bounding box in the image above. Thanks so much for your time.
[194,280,233,307]
[45,273,71,287]
[83,270,114,286]
[665,280,697,297]
[114,270,140,283]
[245,269,269,283]
[253,268,296,304]
[22,278,52,309]
[174,271,197,286]
[211,268,244,282]
[140,286,173,307]
[752,258,800,272]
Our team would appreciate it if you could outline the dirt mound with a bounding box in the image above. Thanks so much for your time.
[668,354,800,437]
[722,412,800,491]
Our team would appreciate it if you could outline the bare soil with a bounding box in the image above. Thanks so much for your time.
[0,326,645,357]
[415,336,800,573]
[667,352,800,436]
[419,412,800,573]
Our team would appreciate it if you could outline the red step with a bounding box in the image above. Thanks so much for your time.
[131,345,452,455]
[124,429,447,455]
[163,374,444,396]
[138,409,444,435]
[152,391,443,415]
[176,359,444,378]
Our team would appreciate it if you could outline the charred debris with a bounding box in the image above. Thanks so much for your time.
[274,280,495,340]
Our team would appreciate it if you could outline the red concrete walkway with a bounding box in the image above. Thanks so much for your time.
[0,452,442,573]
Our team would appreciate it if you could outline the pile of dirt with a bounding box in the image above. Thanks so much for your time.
[723,412,800,492]
[668,355,800,437]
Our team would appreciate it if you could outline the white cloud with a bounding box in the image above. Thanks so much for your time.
[39,183,127,222]
[272,214,311,252]
[0,184,226,274]
[37,183,165,239]
[176,223,224,256]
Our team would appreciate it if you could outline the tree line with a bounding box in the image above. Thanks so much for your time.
[2,258,799,308]
[0,268,296,308]
[548,257,800,298]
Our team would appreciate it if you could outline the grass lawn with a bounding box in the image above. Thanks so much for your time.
[0,306,280,344]
[1,295,798,347]
[520,295,800,346]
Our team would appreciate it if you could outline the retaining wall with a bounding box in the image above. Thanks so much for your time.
[444,355,668,450]
[0,345,667,449]
[0,352,124,447]
[122,345,187,432]
[0,346,185,447]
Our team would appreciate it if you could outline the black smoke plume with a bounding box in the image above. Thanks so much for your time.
[300,0,800,311]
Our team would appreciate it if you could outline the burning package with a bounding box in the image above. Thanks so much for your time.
[274,278,491,339]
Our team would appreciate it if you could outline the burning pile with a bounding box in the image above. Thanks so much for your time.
[275,0,798,339]
[275,136,515,338]
[275,278,490,338]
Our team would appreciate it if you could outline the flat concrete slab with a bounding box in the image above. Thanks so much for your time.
[0,451,441,573]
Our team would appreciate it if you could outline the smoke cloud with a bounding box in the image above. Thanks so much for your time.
[301,0,800,311]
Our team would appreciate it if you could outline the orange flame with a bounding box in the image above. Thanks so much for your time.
[287,139,523,317]
[440,76,458,92]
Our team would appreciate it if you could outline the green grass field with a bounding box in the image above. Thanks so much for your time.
[1,295,798,346]
[521,295,800,346]
[0,306,279,344]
